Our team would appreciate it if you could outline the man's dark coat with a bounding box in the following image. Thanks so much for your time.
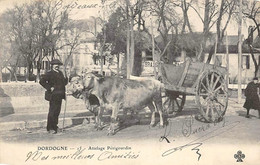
[40,70,68,100]
[40,70,68,131]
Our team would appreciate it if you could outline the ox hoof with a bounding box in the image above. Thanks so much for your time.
[96,126,103,131]
[149,123,156,128]
[158,125,164,128]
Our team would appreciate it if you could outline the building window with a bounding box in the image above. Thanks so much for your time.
[145,50,153,61]
[45,61,49,70]
[42,61,45,69]
[47,61,50,70]
[242,55,250,69]
[146,55,153,61]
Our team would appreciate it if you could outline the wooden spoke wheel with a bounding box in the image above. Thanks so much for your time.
[196,70,228,122]
[162,90,186,117]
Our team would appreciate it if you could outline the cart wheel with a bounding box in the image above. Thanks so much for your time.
[196,70,228,122]
[162,90,186,117]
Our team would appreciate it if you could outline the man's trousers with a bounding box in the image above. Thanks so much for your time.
[47,99,62,131]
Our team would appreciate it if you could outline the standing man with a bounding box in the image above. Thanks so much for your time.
[243,77,260,118]
[40,59,68,134]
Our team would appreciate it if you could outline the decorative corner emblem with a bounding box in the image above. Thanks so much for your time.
[234,150,245,162]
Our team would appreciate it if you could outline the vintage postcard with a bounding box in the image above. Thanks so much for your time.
[0,0,260,164]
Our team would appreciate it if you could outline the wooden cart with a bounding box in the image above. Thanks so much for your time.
[160,59,228,122]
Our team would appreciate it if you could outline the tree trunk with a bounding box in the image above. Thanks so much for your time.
[0,66,2,82]
[51,47,55,60]
[181,0,192,34]
[13,67,18,82]
[126,3,131,79]
[36,49,42,82]
[121,54,127,78]
[198,0,210,62]
[248,43,259,77]
[206,41,220,64]
[99,48,104,75]
[25,57,33,82]
[36,60,41,82]
[117,54,119,77]
[8,68,12,82]
[130,14,135,75]
[25,66,29,83]
[28,60,34,81]
[132,47,142,76]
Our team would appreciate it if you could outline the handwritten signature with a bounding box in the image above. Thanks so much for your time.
[160,116,241,161]
[182,115,226,137]
[159,119,173,143]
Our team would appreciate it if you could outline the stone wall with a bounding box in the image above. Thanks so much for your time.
[0,82,86,117]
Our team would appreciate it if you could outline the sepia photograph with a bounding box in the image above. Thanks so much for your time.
[0,0,259,164]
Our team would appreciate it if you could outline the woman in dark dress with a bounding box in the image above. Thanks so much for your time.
[243,77,260,118]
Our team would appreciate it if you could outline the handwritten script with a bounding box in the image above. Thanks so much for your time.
[56,0,98,10]
[160,115,241,161]
[25,146,140,162]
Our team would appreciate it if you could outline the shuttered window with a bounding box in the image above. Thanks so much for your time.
[242,55,250,69]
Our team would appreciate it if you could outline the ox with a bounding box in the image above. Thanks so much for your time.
[67,73,164,135]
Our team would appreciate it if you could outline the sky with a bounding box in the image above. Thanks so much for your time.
[0,0,258,37]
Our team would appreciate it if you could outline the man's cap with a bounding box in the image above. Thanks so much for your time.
[253,77,258,80]
[50,59,63,65]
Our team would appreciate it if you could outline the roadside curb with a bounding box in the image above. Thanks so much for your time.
[0,116,94,131]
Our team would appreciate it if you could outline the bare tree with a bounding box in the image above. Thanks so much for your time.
[180,0,195,34]
[149,0,182,63]
[0,15,12,82]
[206,0,238,63]
[0,0,73,82]
[189,0,238,62]
[243,1,260,77]
[0,5,28,82]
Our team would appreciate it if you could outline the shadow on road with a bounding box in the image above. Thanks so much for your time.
[71,111,93,125]
[113,114,157,134]
[236,110,258,118]
[115,108,200,134]
[65,106,225,134]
